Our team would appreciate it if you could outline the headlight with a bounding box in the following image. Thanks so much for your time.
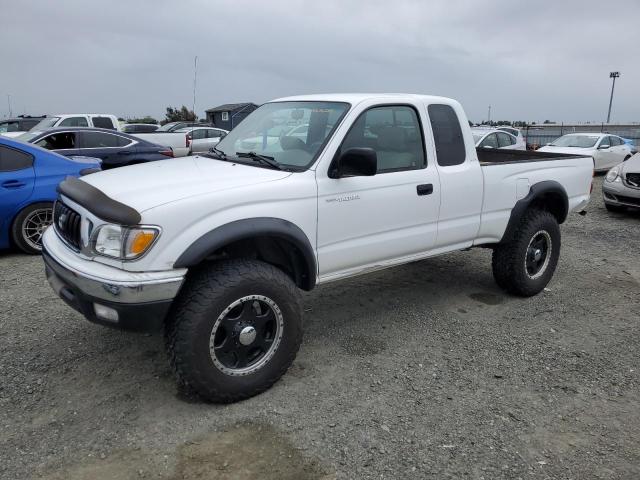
[605,166,621,183]
[92,224,160,259]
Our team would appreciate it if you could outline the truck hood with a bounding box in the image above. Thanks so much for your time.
[537,145,595,156]
[80,155,292,212]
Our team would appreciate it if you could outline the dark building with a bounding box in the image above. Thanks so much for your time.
[205,103,258,130]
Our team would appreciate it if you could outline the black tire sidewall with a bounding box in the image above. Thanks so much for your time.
[514,212,560,295]
[170,261,303,401]
[11,202,53,255]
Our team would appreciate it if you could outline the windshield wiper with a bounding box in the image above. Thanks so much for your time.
[202,146,230,160]
[235,151,282,170]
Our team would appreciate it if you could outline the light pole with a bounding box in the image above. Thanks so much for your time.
[606,71,620,123]
[487,105,491,124]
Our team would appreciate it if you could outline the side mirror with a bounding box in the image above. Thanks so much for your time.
[332,147,377,178]
[599,144,610,150]
[482,145,494,149]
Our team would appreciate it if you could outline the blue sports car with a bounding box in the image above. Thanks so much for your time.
[0,136,101,254]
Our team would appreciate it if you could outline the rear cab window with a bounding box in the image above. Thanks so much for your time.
[427,104,466,166]
[92,116,116,130]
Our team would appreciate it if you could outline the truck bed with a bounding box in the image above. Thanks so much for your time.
[477,148,590,166]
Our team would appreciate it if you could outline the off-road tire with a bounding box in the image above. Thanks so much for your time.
[165,259,303,403]
[11,202,53,254]
[492,209,560,297]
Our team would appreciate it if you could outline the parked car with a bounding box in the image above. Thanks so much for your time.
[42,93,593,403]
[472,128,525,150]
[537,133,632,171]
[0,136,100,254]
[621,137,638,155]
[0,115,46,136]
[131,130,192,157]
[16,114,122,136]
[122,123,160,134]
[495,126,526,150]
[174,127,228,153]
[157,121,215,132]
[603,153,640,212]
[17,127,173,169]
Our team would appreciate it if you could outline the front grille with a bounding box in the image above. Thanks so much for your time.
[53,201,82,250]
[625,173,640,188]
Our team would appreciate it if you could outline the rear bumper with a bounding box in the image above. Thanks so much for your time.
[42,228,185,332]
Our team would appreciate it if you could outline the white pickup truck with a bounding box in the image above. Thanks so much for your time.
[42,94,593,403]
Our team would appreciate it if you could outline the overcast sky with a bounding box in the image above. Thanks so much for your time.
[2,0,639,123]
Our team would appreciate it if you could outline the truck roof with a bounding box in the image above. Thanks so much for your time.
[272,93,458,106]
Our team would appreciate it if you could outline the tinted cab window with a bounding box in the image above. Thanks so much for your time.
[92,117,115,130]
[428,104,466,166]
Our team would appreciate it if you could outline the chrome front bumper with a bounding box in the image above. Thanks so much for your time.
[42,227,186,331]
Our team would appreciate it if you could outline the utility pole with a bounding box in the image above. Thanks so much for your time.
[192,56,198,120]
[606,71,620,123]
[7,94,12,117]
[487,105,491,124]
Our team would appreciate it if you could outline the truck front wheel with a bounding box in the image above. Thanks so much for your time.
[165,259,303,403]
[492,209,561,297]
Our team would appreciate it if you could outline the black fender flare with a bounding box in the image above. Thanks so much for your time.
[173,217,317,290]
[500,180,568,244]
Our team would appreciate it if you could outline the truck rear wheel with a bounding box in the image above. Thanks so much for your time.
[492,209,560,297]
[165,259,303,403]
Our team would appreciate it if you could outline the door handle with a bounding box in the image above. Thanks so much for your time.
[1,180,26,189]
[416,184,433,196]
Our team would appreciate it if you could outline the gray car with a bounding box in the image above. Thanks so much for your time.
[603,153,640,212]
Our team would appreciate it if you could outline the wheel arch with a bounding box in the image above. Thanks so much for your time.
[173,217,317,291]
[500,180,568,244]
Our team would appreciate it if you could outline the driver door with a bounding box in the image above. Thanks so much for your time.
[316,104,440,280]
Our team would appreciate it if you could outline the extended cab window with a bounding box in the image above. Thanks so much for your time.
[92,117,115,130]
[340,105,426,173]
[428,104,466,166]
[36,132,77,150]
[0,145,33,171]
[59,117,89,127]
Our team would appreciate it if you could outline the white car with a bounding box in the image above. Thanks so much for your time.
[538,133,632,172]
[42,93,593,403]
[496,126,526,150]
[472,128,525,150]
[603,153,640,212]
[175,127,228,153]
[0,114,122,138]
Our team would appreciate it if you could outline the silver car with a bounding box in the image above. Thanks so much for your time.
[176,127,229,154]
[603,153,640,212]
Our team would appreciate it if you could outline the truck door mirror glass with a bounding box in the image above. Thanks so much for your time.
[334,147,377,178]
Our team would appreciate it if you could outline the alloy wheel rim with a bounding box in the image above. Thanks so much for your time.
[21,208,53,251]
[525,230,552,279]
[209,295,284,376]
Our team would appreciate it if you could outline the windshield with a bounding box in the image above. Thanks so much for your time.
[30,117,60,131]
[213,101,349,170]
[551,135,599,148]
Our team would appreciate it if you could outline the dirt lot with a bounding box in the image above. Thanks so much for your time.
[1,175,639,480]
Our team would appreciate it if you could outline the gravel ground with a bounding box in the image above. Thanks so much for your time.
[1,175,639,480]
